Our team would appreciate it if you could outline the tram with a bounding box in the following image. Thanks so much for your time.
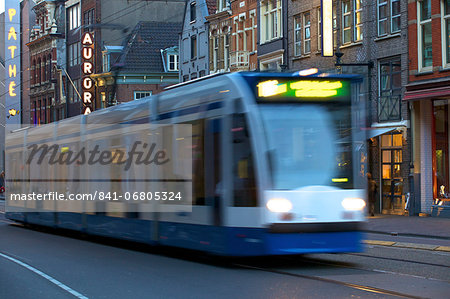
[6,72,367,256]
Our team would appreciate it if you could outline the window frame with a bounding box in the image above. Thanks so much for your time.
[260,0,283,44]
[354,0,363,41]
[303,12,311,54]
[378,0,388,36]
[190,2,196,23]
[212,32,218,71]
[134,91,152,100]
[191,35,197,59]
[378,57,402,122]
[441,0,450,68]
[68,4,81,31]
[317,7,322,51]
[390,0,401,33]
[224,30,230,70]
[417,0,433,72]
[168,54,179,71]
[342,0,352,44]
[294,14,301,56]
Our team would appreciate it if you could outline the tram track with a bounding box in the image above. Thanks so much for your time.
[345,252,450,269]
[233,262,426,299]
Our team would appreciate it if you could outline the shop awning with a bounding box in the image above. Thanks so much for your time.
[405,86,450,101]
[365,127,399,139]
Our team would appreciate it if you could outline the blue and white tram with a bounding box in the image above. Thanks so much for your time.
[6,72,367,256]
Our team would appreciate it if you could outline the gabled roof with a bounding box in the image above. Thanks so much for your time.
[115,21,182,74]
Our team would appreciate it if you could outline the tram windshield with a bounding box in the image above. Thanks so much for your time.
[260,104,353,190]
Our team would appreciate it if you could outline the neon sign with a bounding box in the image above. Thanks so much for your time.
[81,32,94,115]
[256,79,349,100]
[4,1,21,124]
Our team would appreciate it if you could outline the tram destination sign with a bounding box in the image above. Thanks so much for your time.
[256,79,350,101]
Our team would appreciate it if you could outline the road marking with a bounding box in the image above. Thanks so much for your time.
[392,242,439,250]
[435,246,450,252]
[0,252,89,299]
[363,240,395,246]
[365,240,450,251]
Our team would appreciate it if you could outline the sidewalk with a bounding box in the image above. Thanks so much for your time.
[365,214,450,239]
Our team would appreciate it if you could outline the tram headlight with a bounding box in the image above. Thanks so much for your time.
[266,198,293,213]
[341,198,366,211]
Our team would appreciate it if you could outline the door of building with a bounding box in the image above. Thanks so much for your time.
[381,133,404,214]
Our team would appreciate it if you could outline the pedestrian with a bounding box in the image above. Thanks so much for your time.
[0,171,5,193]
[367,172,377,216]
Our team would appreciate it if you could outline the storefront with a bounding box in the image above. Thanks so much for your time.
[406,80,450,218]
[367,128,408,215]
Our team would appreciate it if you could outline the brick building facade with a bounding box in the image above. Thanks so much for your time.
[229,0,258,71]
[27,0,66,125]
[405,0,450,217]
[206,0,232,73]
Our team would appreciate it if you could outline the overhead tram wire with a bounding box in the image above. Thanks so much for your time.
[1,0,190,66]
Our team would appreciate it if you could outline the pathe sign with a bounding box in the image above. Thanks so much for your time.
[82,32,94,115]
[4,0,21,124]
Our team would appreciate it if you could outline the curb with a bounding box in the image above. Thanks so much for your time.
[364,240,450,252]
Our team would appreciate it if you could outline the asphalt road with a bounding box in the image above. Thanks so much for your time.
[0,203,449,298]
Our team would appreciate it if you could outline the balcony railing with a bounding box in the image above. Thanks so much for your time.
[230,51,249,69]
[378,95,401,122]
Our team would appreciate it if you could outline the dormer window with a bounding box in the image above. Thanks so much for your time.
[101,46,124,73]
[168,54,179,71]
[218,0,229,12]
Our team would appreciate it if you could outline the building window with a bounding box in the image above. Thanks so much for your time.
[47,54,52,81]
[134,91,152,100]
[303,12,311,54]
[212,33,218,71]
[69,42,80,67]
[251,14,256,52]
[294,15,301,56]
[333,4,337,47]
[83,8,95,27]
[260,0,282,43]
[199,70,206,77]
[168,54,179,71]
[342,0,363,44]
[190,2,196,22]
[318,8,322,51]
[191,35,197,59]
[354,0,363,41]
[418,0,432,70]
[102,52,110,72]
[37,58,41,83]
[68,4,81,30]
[342,0,352,44]
[378,0,388,35]
[378,57,402,121]
[218,0,229,11]
[391,0,401,33]
[224,31,230,70]
[442,0,450,67]
[183,75,189,82]
[378,0,401,36]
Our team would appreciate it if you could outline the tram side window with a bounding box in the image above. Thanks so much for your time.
[192,119,205,205]
[232,114,257,207]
